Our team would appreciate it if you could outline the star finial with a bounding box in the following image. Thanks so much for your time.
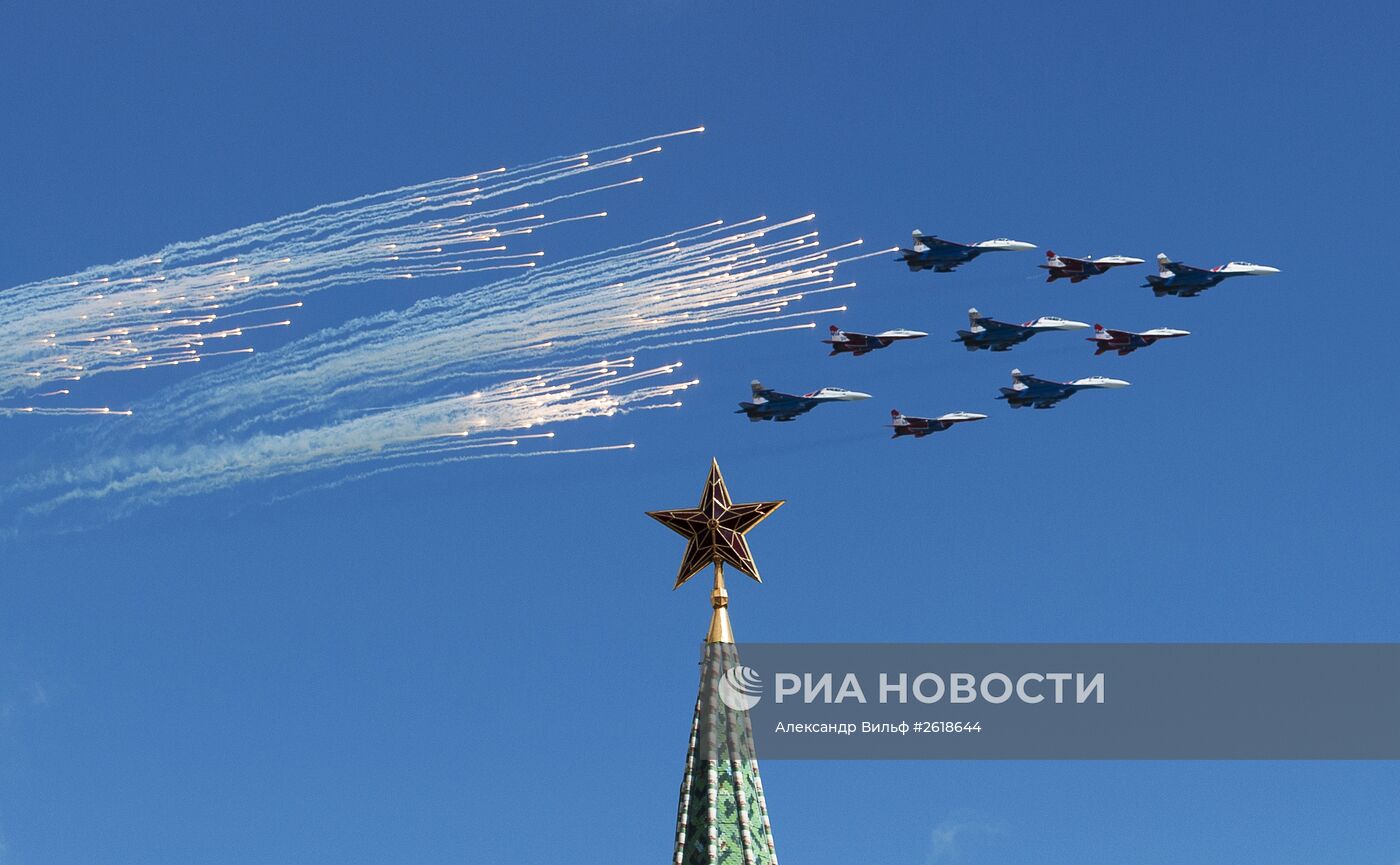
[647,458,784,589]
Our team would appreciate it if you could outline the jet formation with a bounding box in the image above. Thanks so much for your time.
[738,229,1278,438]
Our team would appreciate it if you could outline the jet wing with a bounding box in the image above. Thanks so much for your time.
[979,318,1021,332]
[914,235,969,250]
[1164,261,1210,276]
[776,401,821,420]
[1101,328,1135,340]
[1016,374,1062,388]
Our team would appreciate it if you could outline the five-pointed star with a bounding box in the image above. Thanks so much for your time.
[647,458,785,589]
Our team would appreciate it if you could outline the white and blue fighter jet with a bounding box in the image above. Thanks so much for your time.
[996,368,1130,409]
[737,380,871,422]
[897,231,1036,273]
[955,308,1089,352]
[1144,253,1280,297]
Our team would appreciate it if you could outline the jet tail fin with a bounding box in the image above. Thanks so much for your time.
[912,230,929,252]
[1090,324,1111,354]
[890,408,908,437]
[1156,253,1173,279]
[967,307,986,332]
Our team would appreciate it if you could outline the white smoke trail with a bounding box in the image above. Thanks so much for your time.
[4,159,878,526]
[132,217,869,438]
[268,442,640,506]
[5,214,863,525]
[0,129,702,404]
[10,360,691,519]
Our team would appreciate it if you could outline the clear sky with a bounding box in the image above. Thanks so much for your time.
[3,1,1399,863]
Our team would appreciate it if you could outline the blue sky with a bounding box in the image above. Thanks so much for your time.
[4,1,1400,863]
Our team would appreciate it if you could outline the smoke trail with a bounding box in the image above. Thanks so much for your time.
[0,114,894,529]
[9,360,691,520]
[3,213,871,526]
[0,130,702,404]
[135,217,869,436]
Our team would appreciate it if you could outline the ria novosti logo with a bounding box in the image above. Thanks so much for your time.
[717,665,764,711]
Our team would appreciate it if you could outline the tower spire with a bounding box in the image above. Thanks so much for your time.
[649,460,783,864]
[707,562,734,645]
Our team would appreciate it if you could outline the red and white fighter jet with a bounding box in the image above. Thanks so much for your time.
[888,409,987,439]
[823,325,928,356]
[1039,251,1146,283]
[1088,324,1191,356]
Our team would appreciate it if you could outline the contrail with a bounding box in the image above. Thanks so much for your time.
[267,441,640,505]
[0,406,133,417]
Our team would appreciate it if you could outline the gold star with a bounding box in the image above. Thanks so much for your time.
[647,458,784,589]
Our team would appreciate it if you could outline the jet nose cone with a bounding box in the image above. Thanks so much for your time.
[1003,240,1037,251]
[1058,319,1091,331]
[843,390,873,401]
[1225,262,1281,276]
[1098,378,1131,388]
[1140,327,1190,338]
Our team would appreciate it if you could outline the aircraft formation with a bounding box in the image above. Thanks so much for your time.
[738,230,1280,437]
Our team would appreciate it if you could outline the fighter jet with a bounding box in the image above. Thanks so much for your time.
[954,308,1090,352]
[823,325,928,356]
[897,231,1036,273]
[1144,253,1280,297]
[996,368,1130,409]
[1088,323,1191,356]
[737,379,871,422]
[889,409,987,439]
[1040,251,1145,283]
